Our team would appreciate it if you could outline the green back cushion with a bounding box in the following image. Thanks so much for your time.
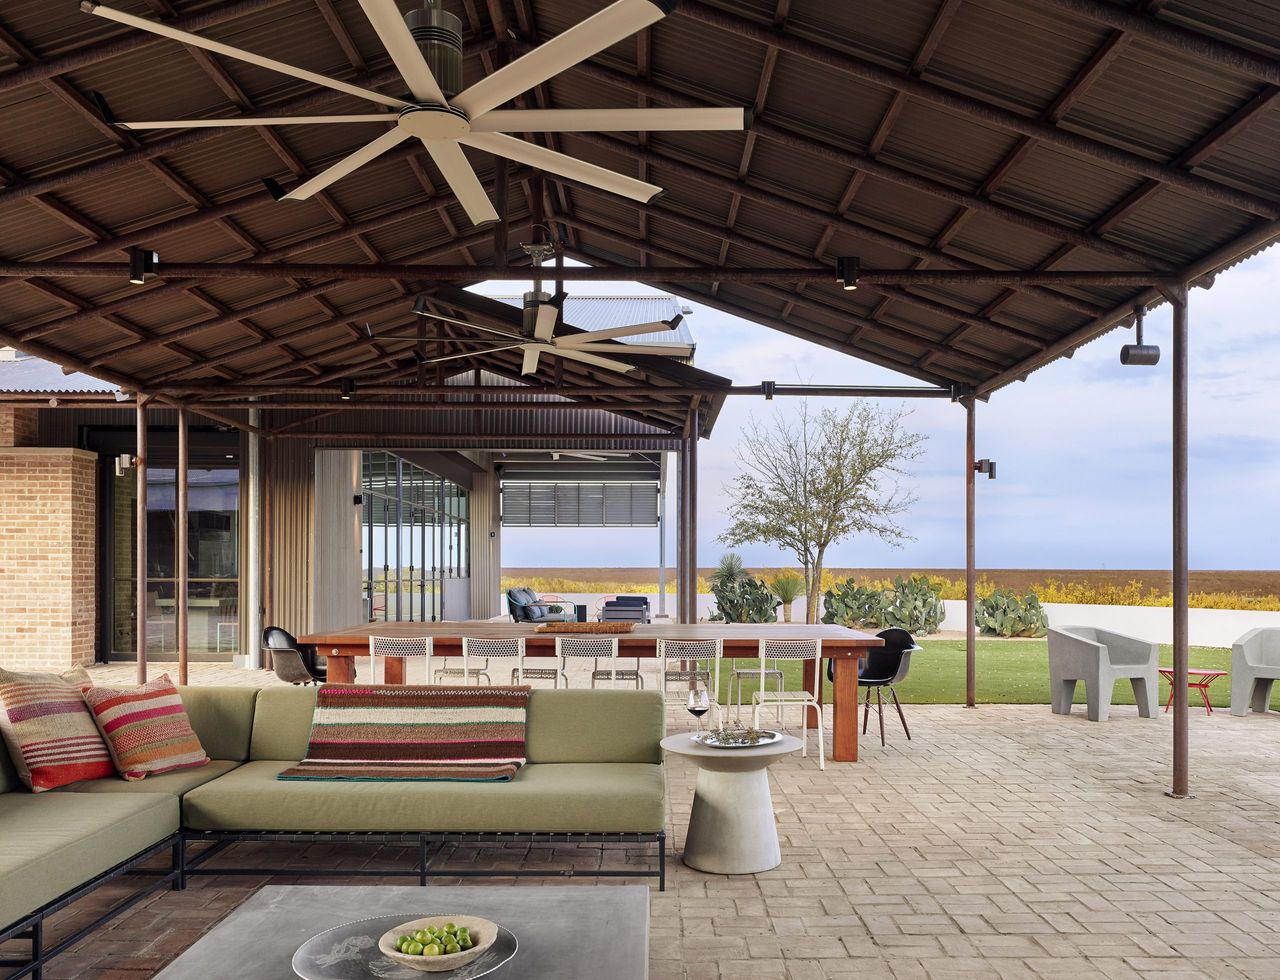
[526,690,663,764]
[250,686,319,760]
[178,687,259,762]
[246,686,663,764]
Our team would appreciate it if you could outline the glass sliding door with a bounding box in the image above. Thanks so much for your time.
[109,467,240,659]
[360,451,468,622]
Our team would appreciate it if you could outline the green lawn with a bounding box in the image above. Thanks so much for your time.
[704,638,1266,710]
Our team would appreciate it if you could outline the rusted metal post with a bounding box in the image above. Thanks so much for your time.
[676,440,689,624]
[687,415,699,624]
[135,396,148,684]
[964,395,976,708]
[1168,284,1191,798]
[176,407,189,686]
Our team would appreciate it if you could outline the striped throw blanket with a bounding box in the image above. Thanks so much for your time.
[278,684,530,782]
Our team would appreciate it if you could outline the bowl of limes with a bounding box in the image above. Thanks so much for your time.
[377,915,497,972]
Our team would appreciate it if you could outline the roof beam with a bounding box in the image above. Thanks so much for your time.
[0,260,1176,287]
[674,1,1280,219]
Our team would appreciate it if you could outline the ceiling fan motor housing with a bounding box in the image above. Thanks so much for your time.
[522,290,552,336]
[405,1,463,100]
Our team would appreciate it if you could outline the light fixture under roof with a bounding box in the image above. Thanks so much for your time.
[128,247,158,284]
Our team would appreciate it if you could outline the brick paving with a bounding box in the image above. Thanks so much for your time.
[6,664,1280,978]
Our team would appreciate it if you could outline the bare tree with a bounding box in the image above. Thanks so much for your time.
[718,402,927,623]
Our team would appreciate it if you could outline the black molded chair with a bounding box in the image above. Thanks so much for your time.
[859,627,918,746]
[262,626,327,684]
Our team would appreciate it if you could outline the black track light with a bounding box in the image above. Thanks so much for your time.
[339,379,354,400]
[128,247,158,285]
[837,256,861,291]
[1120,305,1160,366]
[412,296,430,316]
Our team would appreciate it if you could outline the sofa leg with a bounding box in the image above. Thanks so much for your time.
[31,920,43,980]
[658,832,666,892]
[172,837,186,892]
[419,837,429,887]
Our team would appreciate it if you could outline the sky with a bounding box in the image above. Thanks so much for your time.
[482,245,1280,572]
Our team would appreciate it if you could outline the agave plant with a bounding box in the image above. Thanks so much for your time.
[769,571,805,622]
[710,552,749,591]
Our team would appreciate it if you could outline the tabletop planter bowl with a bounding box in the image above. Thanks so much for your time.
[378,915,499,972]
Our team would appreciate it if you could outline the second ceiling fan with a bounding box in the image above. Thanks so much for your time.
[84,0,748,225]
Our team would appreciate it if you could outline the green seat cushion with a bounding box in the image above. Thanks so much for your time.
[0,792,178,930]
[183,760,664,834]
[178,687,258,762]
[54,759,241,798]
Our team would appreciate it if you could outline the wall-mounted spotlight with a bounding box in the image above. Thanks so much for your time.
[113,453,135,478]
[411,296,431,317]
[128,247,158,285]
[974,458,997,480]
[1120,304,1160,366]
[339,379,354,400]
[836,256,861,291]
[761,380,776,400]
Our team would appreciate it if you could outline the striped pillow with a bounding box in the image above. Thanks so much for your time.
[0,666,115,792]
[81,674,209,781]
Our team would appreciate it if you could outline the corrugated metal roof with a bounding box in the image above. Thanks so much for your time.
[0,349,118,393]
[0,0,1274,403]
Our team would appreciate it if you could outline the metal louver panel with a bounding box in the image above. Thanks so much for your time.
[501,481,659,527]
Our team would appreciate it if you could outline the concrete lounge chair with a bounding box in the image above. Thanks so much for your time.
[1047,626,1159,722]
[1230,628,1280,716]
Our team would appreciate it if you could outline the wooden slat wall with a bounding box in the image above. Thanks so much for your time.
[311,450,363,632]
[469,456,501,619]
[266,438,314,637]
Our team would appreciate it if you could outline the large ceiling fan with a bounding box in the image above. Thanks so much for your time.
[82,0,747,225]
[381,294,693,376]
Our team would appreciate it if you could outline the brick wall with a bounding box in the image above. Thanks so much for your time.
[0,448,97,671]
[0,408,37,448]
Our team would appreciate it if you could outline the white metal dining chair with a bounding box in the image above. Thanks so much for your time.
[750,637,825,769]
[658,637,723,725]
[554,635,622,689]
[728,652,784,723]
[461,636,525,685]
[368,635,432,684]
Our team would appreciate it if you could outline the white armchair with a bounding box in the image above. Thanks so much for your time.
[1230,628,1280,716]
[1047,626,1159,722]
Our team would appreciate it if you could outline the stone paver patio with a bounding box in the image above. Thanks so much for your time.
[7,664,1280,979]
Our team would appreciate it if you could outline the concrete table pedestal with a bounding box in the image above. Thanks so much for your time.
[661,732,801,875]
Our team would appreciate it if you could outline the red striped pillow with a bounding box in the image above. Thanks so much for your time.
[0,666,115,792]
[81,674,209,781]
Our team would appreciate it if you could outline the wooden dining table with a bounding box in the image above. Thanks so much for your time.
[298,621,883,762]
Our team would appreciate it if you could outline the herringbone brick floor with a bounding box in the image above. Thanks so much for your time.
[5,665,1278,979]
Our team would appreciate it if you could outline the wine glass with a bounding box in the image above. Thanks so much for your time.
[686,686,711,730]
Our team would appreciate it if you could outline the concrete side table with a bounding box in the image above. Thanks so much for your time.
[661,732,801,874]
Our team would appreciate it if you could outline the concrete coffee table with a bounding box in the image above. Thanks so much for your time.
[155,883,648,978]
[661,731,802,874]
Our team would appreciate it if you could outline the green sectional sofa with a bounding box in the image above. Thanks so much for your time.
[0,687,665,979]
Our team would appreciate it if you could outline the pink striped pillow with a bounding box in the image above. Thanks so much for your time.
[0,666,115,792]
[81,674,209,781]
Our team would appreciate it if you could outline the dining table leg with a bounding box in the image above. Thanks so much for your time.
[830,657,860,762]
[328,652,355,683]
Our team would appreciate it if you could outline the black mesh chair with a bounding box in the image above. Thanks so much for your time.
[858,628,918,746]
[262,626,327,685]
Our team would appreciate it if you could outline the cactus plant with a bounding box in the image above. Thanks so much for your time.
[709,575,780,624]
[822,574,944,635]
[975,589,1048,637]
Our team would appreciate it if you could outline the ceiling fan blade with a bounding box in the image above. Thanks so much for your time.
[356,0,448,104]
[521,346,542,376]
[422,140,499,225]
[411,306,526,340]
[283,128,413,200]
[534,301,560,341]
[550,347,638,374]
[452,0,672,118]
[371,335,515,344]
[471,107,748,133]
[463,133,662,204]
[116,115,394,130]
[557,320,676,343]
[563,341,694,357]
[426,343,524,365]
[81,2,407,109]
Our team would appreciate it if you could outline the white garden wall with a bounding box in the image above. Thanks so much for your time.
[505,591,1280,648]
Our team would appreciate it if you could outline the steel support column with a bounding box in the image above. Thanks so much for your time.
[658,452,668,619]
[687,425,699,625]
[176,408,189,686]
[964,395,977,708]
[135,397,148,684]
[1168,285,1190,798]
[676,441,689,624]
[244,408,263,670]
